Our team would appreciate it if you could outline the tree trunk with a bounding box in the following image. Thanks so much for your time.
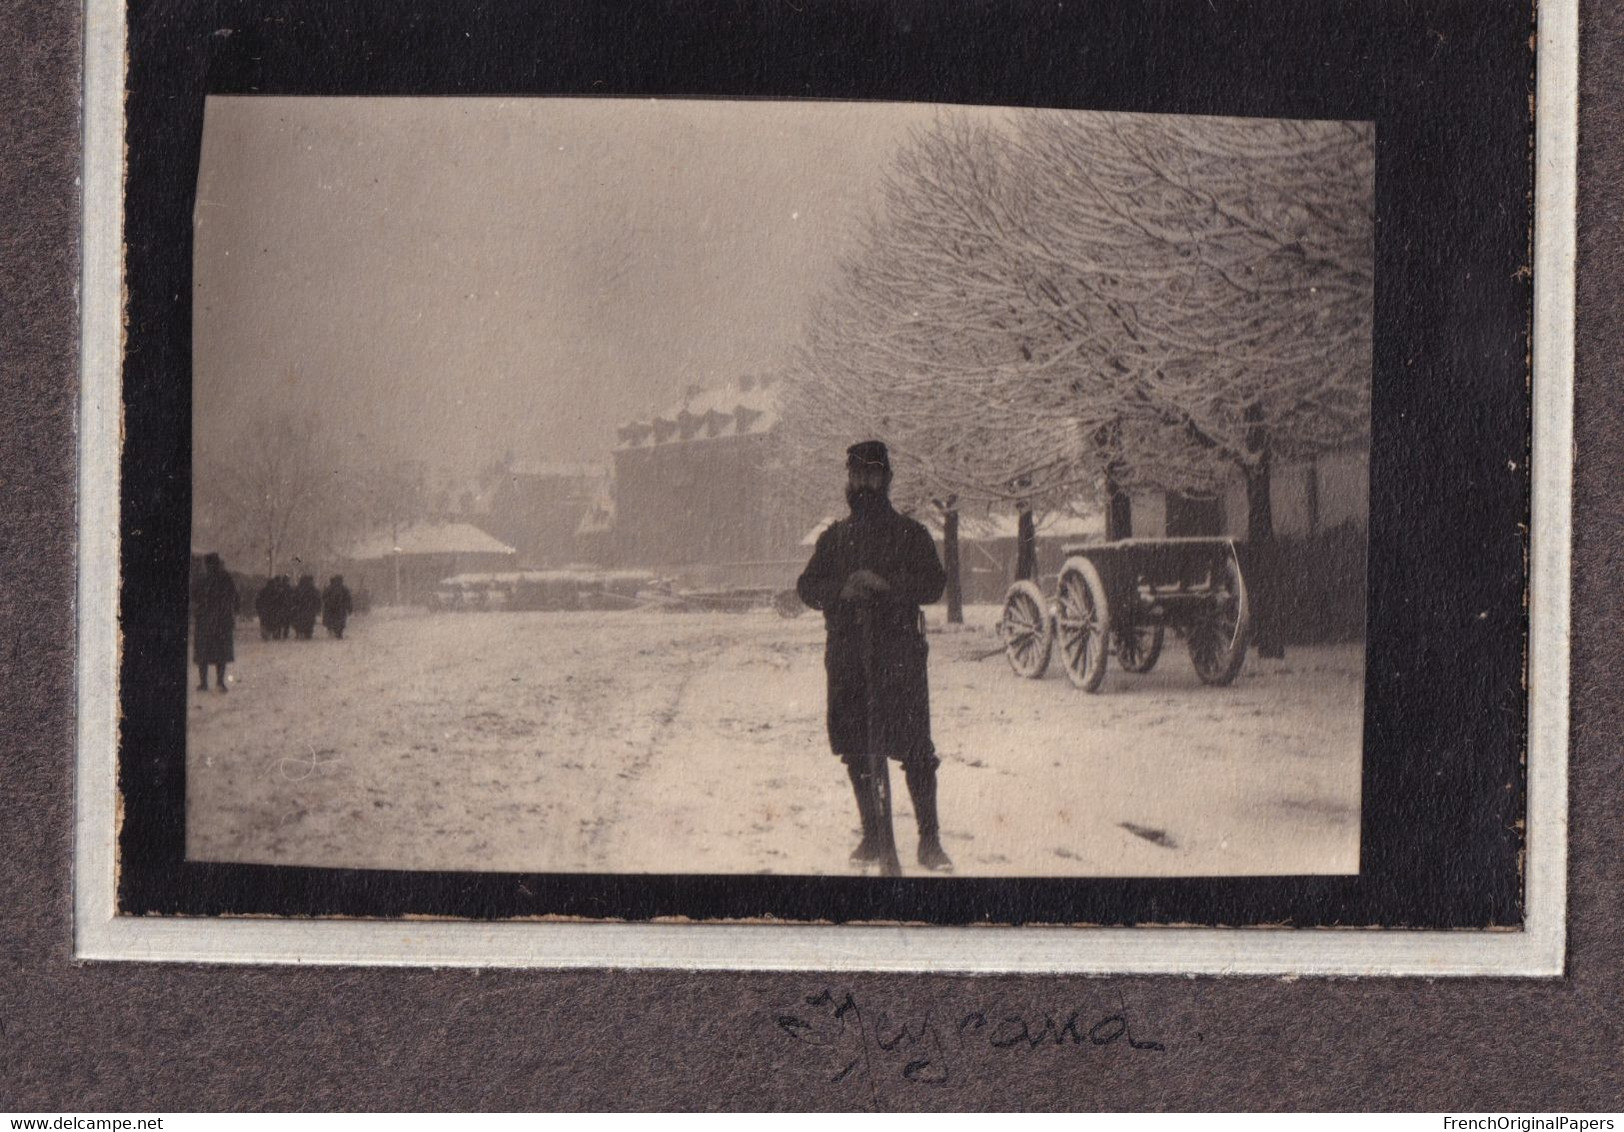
[942,508,964,624]
[1104,465,1133,541]
[1015,505,1038,582]
[1243,404,1285,659]
[1244,459,1273,545]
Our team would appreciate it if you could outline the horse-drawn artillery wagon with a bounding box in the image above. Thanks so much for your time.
[997,537,1251,692]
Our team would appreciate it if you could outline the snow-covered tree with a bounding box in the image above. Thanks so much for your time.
[197,410,338,578]
[1007,111,1375,541]
[777,117,1107,606]
[1001,112,1375,653]
[195,408,447,582]
[780,109,1373,642]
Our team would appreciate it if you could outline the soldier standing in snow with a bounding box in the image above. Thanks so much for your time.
[321,575,354,639]
[255,577,279,640]
[797,440,953,871]
[191,552,238,692]
[265,575,294,639]
[290,574,322,639]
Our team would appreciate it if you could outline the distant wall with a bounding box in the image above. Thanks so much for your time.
[482,472,600,567]
[1131,449,1370,541]
[1131,492,1169,538]
[1117,448,1371,644]
[612,432,813,572]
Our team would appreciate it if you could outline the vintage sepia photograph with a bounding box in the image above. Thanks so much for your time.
[183,96,1373,882]
[13,0,1603,1104]
[73,0,1557,973]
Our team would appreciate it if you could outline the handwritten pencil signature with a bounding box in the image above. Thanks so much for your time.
[775,988,1165,1103]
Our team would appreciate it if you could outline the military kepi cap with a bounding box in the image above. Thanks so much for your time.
[846,440,890,472]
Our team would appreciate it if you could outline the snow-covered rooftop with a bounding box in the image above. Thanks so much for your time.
[616,375,782,449]
[345,522,517,560]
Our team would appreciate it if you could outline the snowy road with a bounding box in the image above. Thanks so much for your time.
[187,605,1363,877]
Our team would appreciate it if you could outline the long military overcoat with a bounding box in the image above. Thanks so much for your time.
[796,501,946,763]
[290,579,322,638]
[192,570,238,665]
[321,581,353,635]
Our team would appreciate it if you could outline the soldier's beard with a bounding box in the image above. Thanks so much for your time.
[846,486,886,515]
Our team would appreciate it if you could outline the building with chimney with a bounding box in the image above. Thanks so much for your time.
[608,375,813,586]
[476,459,606,567]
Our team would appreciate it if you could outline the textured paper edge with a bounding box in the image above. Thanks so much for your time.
[74,0,1572,974]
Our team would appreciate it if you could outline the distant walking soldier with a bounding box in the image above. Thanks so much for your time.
[291,574,322,639]
[322,575,354,639]
[255,577,280,640]
[276,575,295,638]
[260,575,293,639]
[191,552,238,692]
[797,440,952,871]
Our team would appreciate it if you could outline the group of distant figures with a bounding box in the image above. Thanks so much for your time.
[190,551,365,693]
[255,574,357,642]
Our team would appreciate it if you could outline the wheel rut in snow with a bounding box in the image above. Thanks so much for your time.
[575,631,727,865]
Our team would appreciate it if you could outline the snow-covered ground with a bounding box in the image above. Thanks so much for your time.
[187,604,1363,877]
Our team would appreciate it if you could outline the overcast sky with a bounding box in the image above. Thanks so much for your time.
[192,96,1006,477]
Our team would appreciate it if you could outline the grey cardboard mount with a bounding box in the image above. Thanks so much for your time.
[4,0,1621,1111]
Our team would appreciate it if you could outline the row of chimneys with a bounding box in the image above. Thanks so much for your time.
[615,376,777,448]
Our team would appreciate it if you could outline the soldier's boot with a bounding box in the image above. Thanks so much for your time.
[845,760,882,862]
[905,760,953,871]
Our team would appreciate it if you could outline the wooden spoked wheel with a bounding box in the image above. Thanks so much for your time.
[998,580,1053,679]
[1055,558,1112,693]
[1187,553,1251,686]
[1115,624,1165,674]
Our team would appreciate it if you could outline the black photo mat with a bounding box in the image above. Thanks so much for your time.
[116,0,1532,928]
